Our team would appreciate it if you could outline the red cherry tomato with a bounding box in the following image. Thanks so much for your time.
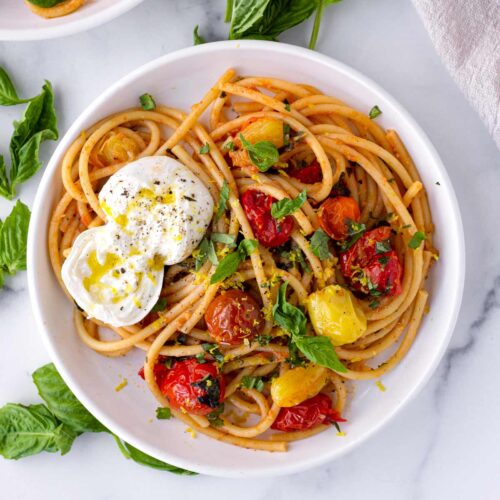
[289,160,322,184]
[205,290,264,345]
[271,393,346,432]
[318,196,361,240]
[137,356,169,386]
[159,358,225,416]
[340,226,403,297]
[241,189,293,247]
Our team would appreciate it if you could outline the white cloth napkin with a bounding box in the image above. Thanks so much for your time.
[412,0,500,149]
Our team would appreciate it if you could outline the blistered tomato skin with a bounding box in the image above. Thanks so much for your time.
[159,359,225,416]
[241,189,293,247]
[289,161,322,184]
[271,393,346,432]
[318,196,361,240]
[271,365,327,407]
[306,284,367,346]
[340,226,403,297]
[205,290,265,345]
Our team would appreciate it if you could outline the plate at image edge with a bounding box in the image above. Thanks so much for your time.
[0,0,144,41]
[27,41,465,477]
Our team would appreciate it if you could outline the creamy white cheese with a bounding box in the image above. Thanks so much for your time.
[61,156,214,327]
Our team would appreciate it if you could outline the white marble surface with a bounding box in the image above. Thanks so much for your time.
[0,0,499,498]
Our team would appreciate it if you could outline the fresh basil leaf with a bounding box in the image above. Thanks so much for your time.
[310,229,332,260]
[194,238,211,271]
[0,156,10,199]
[193,25,205,45]
[369,105,382,119]
[209,250,242,284]
[294,336,347,373]
[32,363,106,434]
[26,0,66,6]
[211,232,237,247]
[214,180,230,223]
[199,143,210,155]
[375,239,391,254]
[202,343,225,364]
[271,190,306,219]
[240,376,265,391]
[272,282,307,338]
[408,231,426,249]
[113,436,196,475]
[156,407,172,420]
[207,239,218,266]
[0,200,30,275]
[0,403,77,459]
[238,238,258,256]
[206,404,224,427]
[139,93,156,111]
[151,297,167,312]
[9,81,58,197]
[338,219,366,252]
[229,0,273,39]
[0,67,31,106]
[239,133,279,172]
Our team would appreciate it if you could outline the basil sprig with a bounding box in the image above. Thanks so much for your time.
[310,229,332,260]
[210,238,257,284]
[239,133,279,172]
[0,72,58,200]
[0,200,30,288]
[271,190,307,219]
[214,180,229,223]
[226,0,342,50]
[0,363,195,474]
[272,282,347,373]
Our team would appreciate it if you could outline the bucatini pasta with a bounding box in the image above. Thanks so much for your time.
[49,69,436,452]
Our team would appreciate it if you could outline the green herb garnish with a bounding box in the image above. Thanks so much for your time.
[199,143,210,155]
[193,25,205,45]
[156,407,172,420]
[210,238,257,284]
[408,231,426,249]
[239,133,279,172]
[139,93,156,111]
[271,190,306,220]
[214,180,230,223]
[310,228,333,260]
[211,232,237,247]
[240,376,265,392]
[369,105,382,119]
[338,219,366,252]
[151,297,167,312]
[375,239,391,254]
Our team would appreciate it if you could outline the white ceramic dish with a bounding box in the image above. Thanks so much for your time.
[28,41,465,477]
[0,0,144,41]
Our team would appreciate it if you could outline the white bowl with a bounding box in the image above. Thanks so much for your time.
[0,0,144,41]
[28,41,465,477]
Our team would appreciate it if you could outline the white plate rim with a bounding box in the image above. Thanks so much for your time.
[27,40,466,477]
[0,0,144,41]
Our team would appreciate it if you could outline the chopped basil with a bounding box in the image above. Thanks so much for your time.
[223,141,235,152]
[201,343,225,365]
[193,25,205,45]
[155,407,172,420]
[151,297,167,312]
[283,123,291,147]
[206,404,224,427]
[369,300,380,309]
[338,219,366,252]
[211,232,236,247]
[239,133,279,172]
[190,375,221,409]
[214,180,230,223]
[240,376,265,392]
[369,105,382,119]
[194,238,217,271]
[310,229,333,260]
[378,255,389,268]
[408,231,426,249]
[271,190,306,220]
[375,240,391,254]
[139,93,156,111]
[255,334,272,346]
[199,143,210,155]
[283,99,291,112]
[210,239,257,284]
[195,352,207,364]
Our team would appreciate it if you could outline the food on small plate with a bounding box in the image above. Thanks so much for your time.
[24,0,85,19]
[49,68,436,453]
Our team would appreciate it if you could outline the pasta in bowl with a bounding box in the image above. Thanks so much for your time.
[29,41,464,476]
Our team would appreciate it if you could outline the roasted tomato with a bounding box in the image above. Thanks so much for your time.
[138,356,169,385]
[289,160,322,184]
[271,393,346,432]
[318,196,361,240]
[159,358,225,416]
[340,226,403,297]
[205,290,264,345]
[241,189,293,247]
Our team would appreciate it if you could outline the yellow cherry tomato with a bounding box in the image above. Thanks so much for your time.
[305,284,367,346]
[240,118,285,148]
[271,365,327,407]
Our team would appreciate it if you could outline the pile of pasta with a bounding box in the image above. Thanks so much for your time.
[49,69,436,451]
